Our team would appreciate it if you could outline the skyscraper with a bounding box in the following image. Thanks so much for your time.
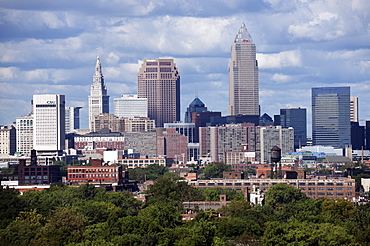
[350,96,358,122]
[88,56,109,131]
[33,94,65,155]
[228,23,259,116]
[312,87,351,148]
[184,97,207,123]
[275,107,307,149]
[138,59,180,127]
[65,106,82,134]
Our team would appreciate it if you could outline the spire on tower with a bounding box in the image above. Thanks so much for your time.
[234,23,253,43]
[95,56,102,76]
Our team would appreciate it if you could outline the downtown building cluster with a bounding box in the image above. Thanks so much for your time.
[0,23,368,201]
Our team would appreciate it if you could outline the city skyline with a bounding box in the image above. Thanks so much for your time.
[1,1,370,136]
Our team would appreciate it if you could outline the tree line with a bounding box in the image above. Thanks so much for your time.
[1,177,370,245]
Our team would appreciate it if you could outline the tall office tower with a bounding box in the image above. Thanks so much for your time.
[88,56,109,131]
[184,97,207,123]
[114,95,148,118]
[350,96,358,122]
[16,115,33,155]
[138,59,180,127]
[65,106,82,134]
[275,107,307,149]
[312,87,351,148]
[366,121,370,150]
[33,94,65,155]
[228,23,259,116]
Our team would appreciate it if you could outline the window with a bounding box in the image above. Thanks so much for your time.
[318,183,325,186]
[199,183,206,186]
[217,183,224,186]
[208,183,214,186]
[226,183,233,186]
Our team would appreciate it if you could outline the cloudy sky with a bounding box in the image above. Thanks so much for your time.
[1,0,369,136]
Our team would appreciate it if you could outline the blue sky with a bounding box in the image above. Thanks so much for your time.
[1,0,369,136]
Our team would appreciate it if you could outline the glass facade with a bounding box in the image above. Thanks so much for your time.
[279,108,307,149]
[312,87,350,148]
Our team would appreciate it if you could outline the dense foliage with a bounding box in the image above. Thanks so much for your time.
[1,180,369,245]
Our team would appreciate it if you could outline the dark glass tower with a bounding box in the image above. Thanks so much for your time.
[277,108,307,149]
[184,97,207,123]
[312,87,350,148]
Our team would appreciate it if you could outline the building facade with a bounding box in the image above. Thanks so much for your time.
[0,125,16,155]
[275,108,307,149]
[157,128,188,162]
[350,96,358,122]
[91,113,125,133]
[74,131,124,150]
[184,97,208,123]
[124,132,157,158]
[255,126,294,164]
[124,117,155,132]
[138,59,180,127]
[88,56,109,131]
[312,87,351,148]
[33,94,65,156]
[114,95,148,118]
[16,115,33,156]
[65,106,82,134]
[228,23,259,116]
[188,178,355,200]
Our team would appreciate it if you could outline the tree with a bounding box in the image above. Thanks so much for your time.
[203,163,232,179]
[37,206,87,245]
[262,219,354,245]
[321,198,356,222]
[146,177,204,207]
[0,210,46,246]
[218,200,252,218]
[0,186,25,229]
[264,183,308,210]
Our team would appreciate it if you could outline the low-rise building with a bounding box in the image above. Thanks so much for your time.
[188,177,355,200]
[117,157,168,168]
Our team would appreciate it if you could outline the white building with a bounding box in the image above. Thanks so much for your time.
[0,125,16,156]
[65,107,82,134]
[33,94,65,156]
[16,115,33,156]
[114,95,148,118]
[256,126,295,164]
[88,56,109,131]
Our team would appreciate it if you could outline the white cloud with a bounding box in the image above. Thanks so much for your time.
[257,50,302,69]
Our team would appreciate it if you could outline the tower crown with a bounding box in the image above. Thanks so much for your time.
[234,23,253,43]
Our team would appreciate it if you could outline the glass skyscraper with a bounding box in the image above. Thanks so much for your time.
[276,107,307,149]
[228,23,259,116]
[312,87,351,148]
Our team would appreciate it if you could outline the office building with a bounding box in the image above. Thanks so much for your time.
[312,87,351,148]
[114,95,148,118]
[138,59,180,127]
[91,113,125,133]
[164,122,196,143]
[65,107,82,134]
[74,130,124,150]
[0,125,16,155]
[350,96,358,122]
[275,108,307,149]
[124,117,155,132]
[157,128,188,162]
[351,122,365,150]
[33,94,65,155]
[124,131,157,158]
[16,115,33,156]
[228,23,259,116]
[88,56,109,131]
[255,126,294,164]
[184,97,208,123]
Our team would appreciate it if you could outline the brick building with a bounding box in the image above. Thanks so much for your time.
[188,177,355,200]
[67,159,123,185]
